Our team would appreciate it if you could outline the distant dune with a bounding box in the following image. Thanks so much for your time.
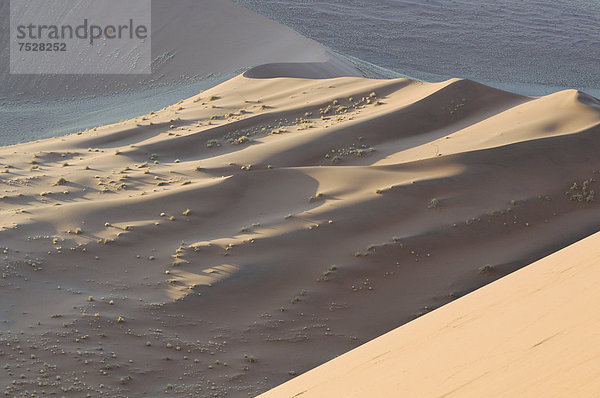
[262,230,600,397]
[0,0,360,98]
[0,70,598,396]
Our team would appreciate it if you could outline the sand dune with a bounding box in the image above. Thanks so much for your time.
[242,59,362,79]
[261,230,600,397]
[0,72,598,396]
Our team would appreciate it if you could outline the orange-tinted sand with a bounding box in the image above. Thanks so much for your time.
[262,230,600,397]
[1,71,599,396]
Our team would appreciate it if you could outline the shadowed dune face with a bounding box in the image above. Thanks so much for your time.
[0,74,599,396]
[260,230,600,398]
[242,60,363,79]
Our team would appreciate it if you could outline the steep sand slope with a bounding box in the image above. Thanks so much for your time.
[0,73,599,396]
[262,230,600,397]
[0,0,359,98]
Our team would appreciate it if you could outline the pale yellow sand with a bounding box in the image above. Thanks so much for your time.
[261,230,600,397]
[0,72,599,396]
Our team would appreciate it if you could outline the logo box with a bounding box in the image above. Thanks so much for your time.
[10,0,151,74]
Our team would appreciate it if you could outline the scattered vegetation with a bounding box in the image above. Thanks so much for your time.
[206,139,221,148]
[235,136,249,145]
[567,178,595,202]
[478,264,495,274]
[291,289,307,303]
[319,265,338,282]
[428,198,440,208]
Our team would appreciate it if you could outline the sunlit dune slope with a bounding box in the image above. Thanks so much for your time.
[0,73,598,396]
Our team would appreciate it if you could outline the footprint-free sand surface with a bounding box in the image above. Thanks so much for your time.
[1,69,599,396]
[262,230,600,397]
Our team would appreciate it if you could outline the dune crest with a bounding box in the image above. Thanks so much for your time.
[0,72,598,396]
[243,59,363,79]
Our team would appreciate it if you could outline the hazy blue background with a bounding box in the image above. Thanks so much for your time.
[2,0,599,146]
[236,0,600,97]
[0,75,234,146]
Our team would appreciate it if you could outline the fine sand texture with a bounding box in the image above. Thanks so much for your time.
[261,230,600,397]
[0,70,599,396]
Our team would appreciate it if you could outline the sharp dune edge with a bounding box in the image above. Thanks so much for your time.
[261,230,600,398]
[0,70,599,396]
